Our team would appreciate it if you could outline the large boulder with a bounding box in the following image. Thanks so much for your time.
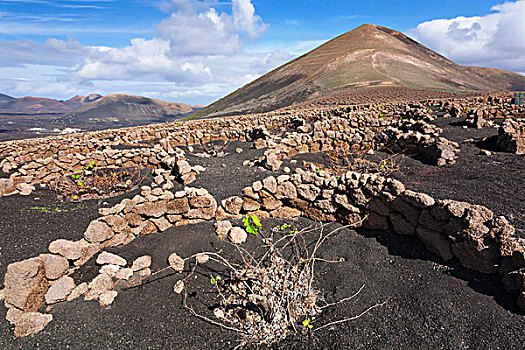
[4,257,48,312]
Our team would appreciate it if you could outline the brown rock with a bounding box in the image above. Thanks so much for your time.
[229,227,248,244]
[49,239,89,260]
[131,256,151,271]
[242,197,261,211]
[334,194,360,213]
[84,220,114,243]
[151,217,172,231]
[67,282,88,301]
[362,212,389,230]
[418,210,444,232]
[297,184,321,201]
[39,254,69,280]
[215,220,232,236]
[401,190,435,208]
[222,196,243,214]
[367,198,389,216]
[103,215,128,232]
[140,221,158,235]
[96,252,127,266]
[390,211,416,236]
[99,290,118,307]
[45,276,76,304]
[452,239,499,274]
[262,176,277,193]
[416,226,454,261]
[73,241,101,267]
[134,201,168,218]
[84,273,114,301]
[391,198,420,225]
[262,196,282,211]
[168,253,185,272]
[275,181,297,200]
[14,312,53,338]
[445,200,470,218]
[190,194,215,208]
[270,207,301,219]
[124,213,143,227]
[265,152,282,171]
[167,197,190,214]
[4,257,48,312]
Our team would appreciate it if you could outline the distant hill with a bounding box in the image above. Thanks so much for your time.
[0,94,14,103]
[0,96,72,114]
[191,23,525,119]
[64,94,197,125]
[0,92,196,124]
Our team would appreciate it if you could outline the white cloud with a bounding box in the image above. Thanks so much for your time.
[407,0,525,74]
[0,0,285,104]
[232,0,269,39]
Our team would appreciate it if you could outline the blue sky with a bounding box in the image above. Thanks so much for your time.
[0,0,524,104]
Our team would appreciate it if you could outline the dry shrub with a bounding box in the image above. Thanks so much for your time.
[135,222,386,349]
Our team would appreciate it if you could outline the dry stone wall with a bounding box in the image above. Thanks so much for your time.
[1,92,525,338]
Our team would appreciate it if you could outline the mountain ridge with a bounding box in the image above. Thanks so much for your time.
[191,23,525,119]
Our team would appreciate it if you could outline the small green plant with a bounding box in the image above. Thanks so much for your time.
[380,159,394,170]
[242,214,262,235]
[280,223,290,231]
[210,275,222,285]
[302,319,313,329]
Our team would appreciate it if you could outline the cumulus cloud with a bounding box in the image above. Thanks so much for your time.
[407,0,525,74]
[0,0,283,104]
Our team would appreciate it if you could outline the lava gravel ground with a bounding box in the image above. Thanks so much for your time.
[0,126,524,349]
[393,117,524,237]
[0,218,524,350]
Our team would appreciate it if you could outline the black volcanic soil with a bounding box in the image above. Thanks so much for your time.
[392,117,524,237]
[0,138,524,349]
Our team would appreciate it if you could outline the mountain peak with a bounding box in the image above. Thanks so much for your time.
[192,23,525,119]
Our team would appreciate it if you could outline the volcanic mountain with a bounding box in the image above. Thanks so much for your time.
[192,23,525,118]
[65,94,197,125]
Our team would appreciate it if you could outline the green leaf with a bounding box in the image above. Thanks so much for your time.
[252,214,261,228]
[242,215,250,227]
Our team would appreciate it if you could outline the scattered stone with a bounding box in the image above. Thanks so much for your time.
[99,290,118,307]
[134,201,168,218]
[131,255,152,271]
[39,254,69,280]
[49,239,89,260]
[196,253,210,264]
[96,251,127,266]
[168,253,185,272]
[229,227,247,244]
[99,264,121,277]
[45,276,76,304]
[6,308,23,324]
[222,196,243,214]
[137,268,152,277]
[4,257,48,312]
[215,220,232,236]
[85,273,113,301]
[67,282,88,301]
[173,280,185,294]
[115,268,133,280]
[84,220,114,243]
[14,312,53,338]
